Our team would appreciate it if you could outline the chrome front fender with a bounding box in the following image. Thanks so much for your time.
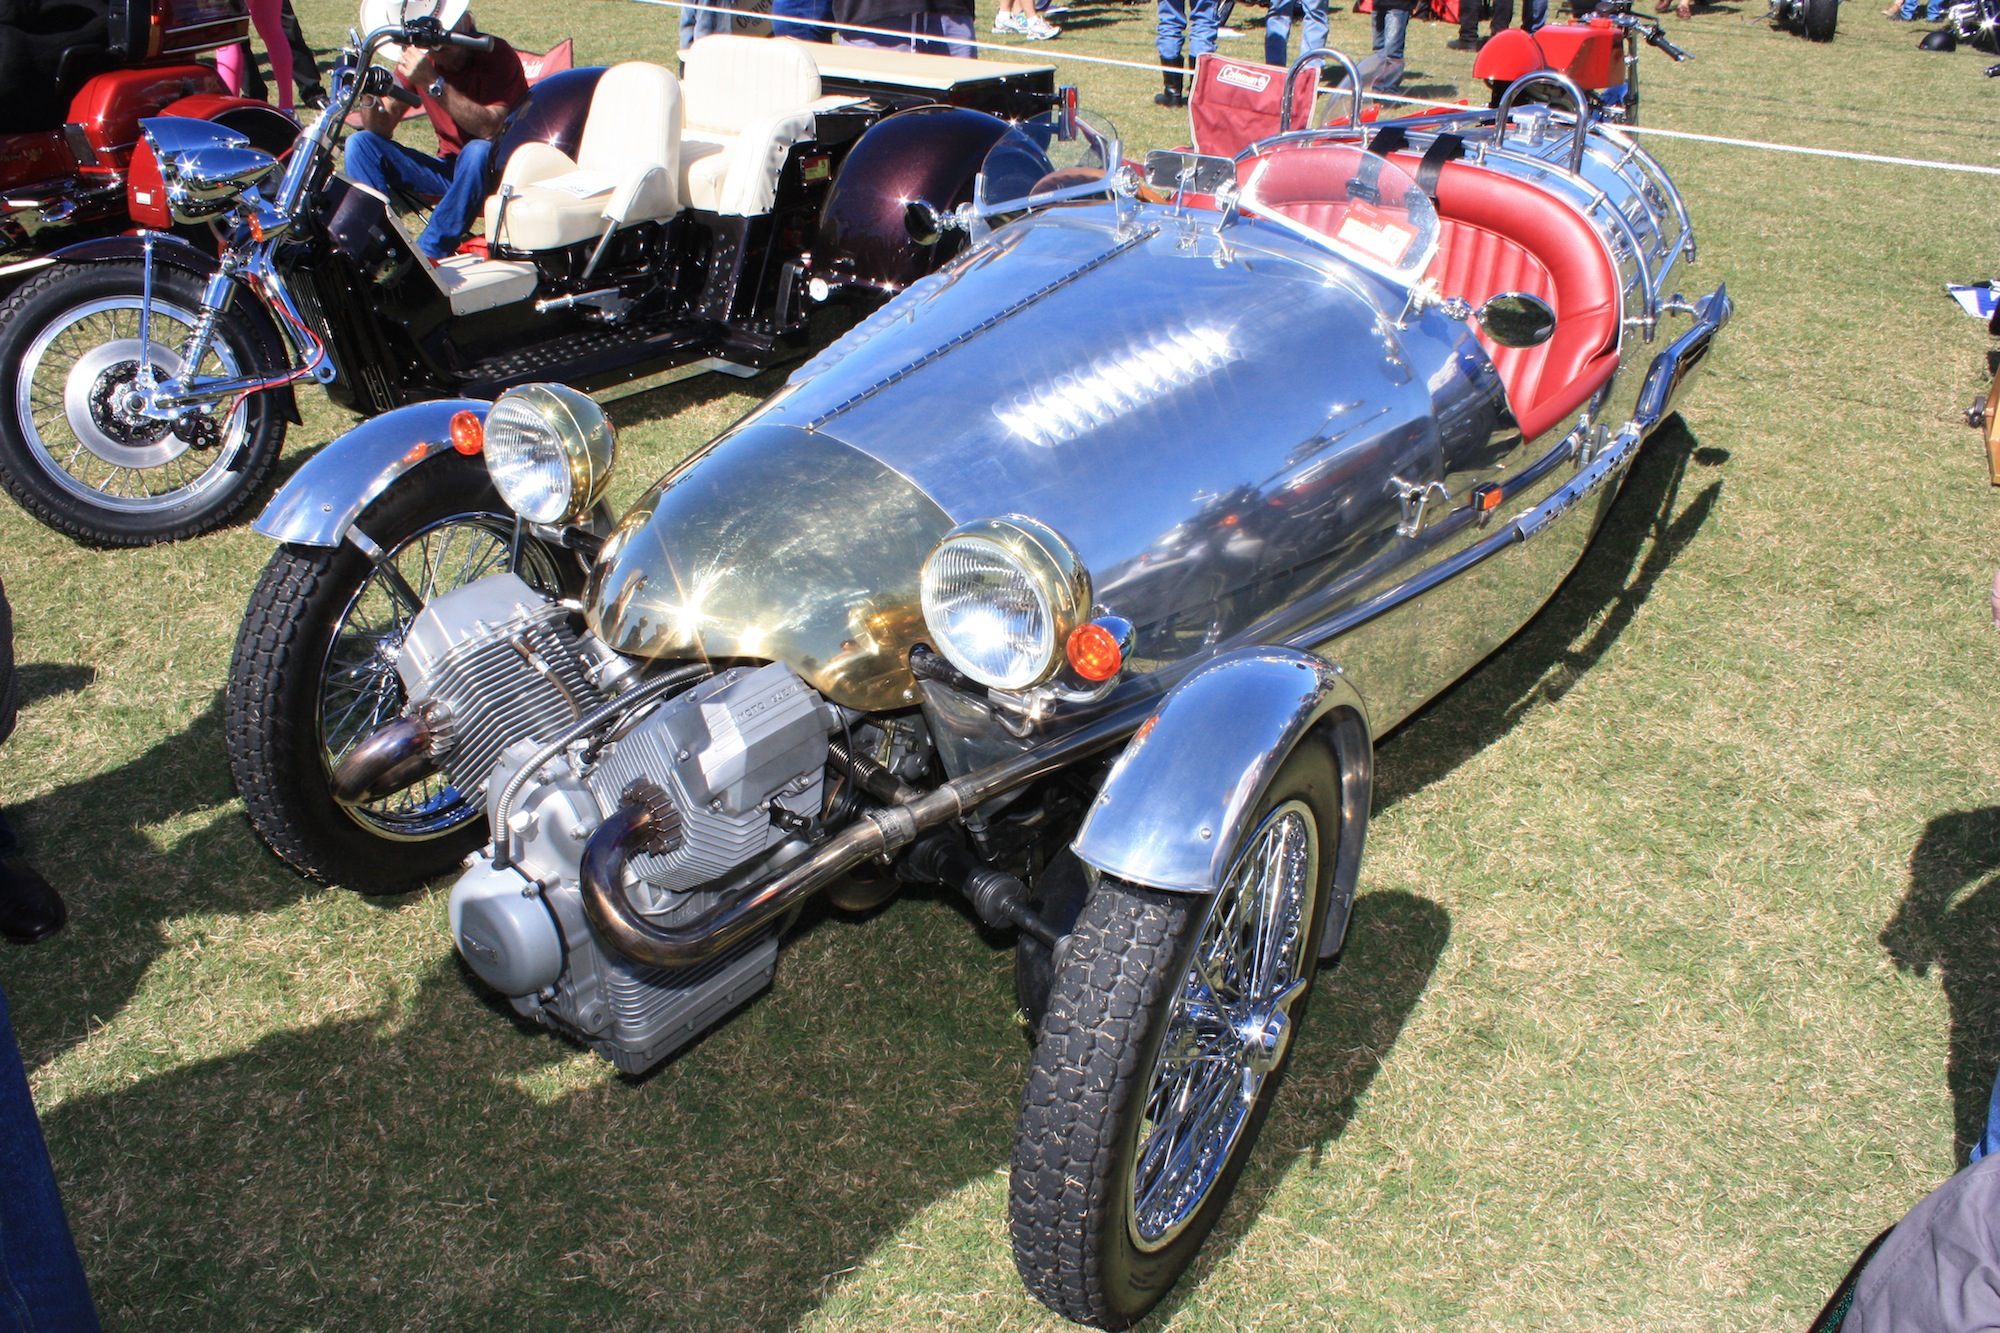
[253,399,488,546]
[1071,646,1373,960]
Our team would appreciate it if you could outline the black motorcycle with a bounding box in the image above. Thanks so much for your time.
[0,18,1051,544]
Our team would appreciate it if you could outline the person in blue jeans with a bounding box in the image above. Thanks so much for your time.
[343,4,528,262]
[1155,0,1222,106]
[1370,0,1415,91]
[0,986,98,1332]
[1892,0,1946,19]
[1265,0,1328,68]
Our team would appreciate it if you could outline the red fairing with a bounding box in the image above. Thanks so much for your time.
[0,133,75,195]
[67,65,228,161]
[126,138,171,229]
[1472,20,1620,89]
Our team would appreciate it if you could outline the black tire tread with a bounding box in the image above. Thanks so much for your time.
[0,262,285,547]
[224,543,365,887]
[1010,878,1196,1329]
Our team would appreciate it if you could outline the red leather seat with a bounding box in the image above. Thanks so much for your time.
[1242,142,1622,442]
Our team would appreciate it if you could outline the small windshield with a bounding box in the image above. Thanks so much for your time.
[1236,143,1439,287]
[973,108,1121,213]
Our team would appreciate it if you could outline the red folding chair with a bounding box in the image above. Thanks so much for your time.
[1187,53,1322,158]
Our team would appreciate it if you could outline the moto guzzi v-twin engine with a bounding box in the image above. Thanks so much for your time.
[392,574,830,1073]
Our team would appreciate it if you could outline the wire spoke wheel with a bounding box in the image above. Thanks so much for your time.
[319,514,563,841]
[227,452,582,893]
[0,262,285,545]
[1011,741,1340,1329]
[17,295,247,512]
[1128,801,1316,1250]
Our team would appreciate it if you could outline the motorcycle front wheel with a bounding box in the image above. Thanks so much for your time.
[225,453,578,893]
[1010,742,1338,1329]
[1802,0,1838,40]
[0,262,286,545]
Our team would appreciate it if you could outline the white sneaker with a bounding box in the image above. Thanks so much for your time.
[993,10,1025,31]
[1020,14,1061,36]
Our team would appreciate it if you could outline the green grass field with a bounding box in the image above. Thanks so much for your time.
[5,0,2000,1327]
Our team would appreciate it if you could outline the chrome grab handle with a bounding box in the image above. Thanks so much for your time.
[1283,47,1364,136]
[1492,70,1592,176]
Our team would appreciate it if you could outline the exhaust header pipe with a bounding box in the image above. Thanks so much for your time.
[330,712,442,806]
[578,694,1155,970]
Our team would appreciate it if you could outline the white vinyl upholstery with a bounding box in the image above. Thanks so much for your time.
[486,62,683,252]
[678,35,822,216]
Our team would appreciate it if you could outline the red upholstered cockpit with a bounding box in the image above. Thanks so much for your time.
[1240,141,1622,442]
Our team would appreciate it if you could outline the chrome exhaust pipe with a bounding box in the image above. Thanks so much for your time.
[330,713,440,806]
[579,694,1155,970]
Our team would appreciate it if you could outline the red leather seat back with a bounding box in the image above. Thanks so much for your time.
[1241,141,1621,440]
[1189,54,1321,158]
[1388,151,1621,440]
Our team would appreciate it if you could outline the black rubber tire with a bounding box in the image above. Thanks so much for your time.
[1013,849,1093,1037]
[0,262,285,546]
[1010,741,1340,1329]
[225,452,578,894]
[1802,0,1838,40]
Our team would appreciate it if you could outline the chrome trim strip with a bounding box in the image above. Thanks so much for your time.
[802,225,1159,430]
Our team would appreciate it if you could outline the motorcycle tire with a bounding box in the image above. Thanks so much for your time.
[226,452,580,894]
[1803,0,1838,40]
[0,262,286,546]
[1010,741,1338,1329]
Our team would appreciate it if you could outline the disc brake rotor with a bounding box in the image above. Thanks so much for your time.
[63,338,191,469]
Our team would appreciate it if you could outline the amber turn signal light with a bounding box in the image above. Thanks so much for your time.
[1065,622,1124,682]
[449,411,485,455]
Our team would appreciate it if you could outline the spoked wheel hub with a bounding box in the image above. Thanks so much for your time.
[64,338,190,470]
[1129,800,1318,1251]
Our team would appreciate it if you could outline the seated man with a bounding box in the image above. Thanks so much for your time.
[344,0,527,262]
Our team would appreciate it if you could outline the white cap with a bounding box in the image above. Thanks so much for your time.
[360,0,471,62]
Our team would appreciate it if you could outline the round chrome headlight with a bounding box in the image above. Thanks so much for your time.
[919,515,1090,691]
[483,383,615,525]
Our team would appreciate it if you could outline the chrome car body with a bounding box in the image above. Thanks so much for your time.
[234,84,1727,1329]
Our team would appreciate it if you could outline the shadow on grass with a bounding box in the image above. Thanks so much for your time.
[6,691,339,1068]
[1374,414,1722,811]
[1881,807,2000,1164]
[14,662,94,709]
[38,898,1031,1331]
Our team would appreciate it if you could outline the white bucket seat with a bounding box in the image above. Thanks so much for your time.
[678,35,821,216]
[484,61,683,252]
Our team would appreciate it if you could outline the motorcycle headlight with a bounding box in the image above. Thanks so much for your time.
[483,384,616,525]
[919,515,1090,691]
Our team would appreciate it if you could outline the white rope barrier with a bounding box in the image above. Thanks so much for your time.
[633,0,2000,176]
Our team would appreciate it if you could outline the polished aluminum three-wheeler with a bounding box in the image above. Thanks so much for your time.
[226,71,1730,1327]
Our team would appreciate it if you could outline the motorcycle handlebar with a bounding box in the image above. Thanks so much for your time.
[1646,26,1693,59]
[443,29,494,51]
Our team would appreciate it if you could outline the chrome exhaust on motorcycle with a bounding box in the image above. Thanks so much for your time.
[329,709,446,807]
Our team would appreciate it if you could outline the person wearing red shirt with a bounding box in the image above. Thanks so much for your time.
[343,0,528,261]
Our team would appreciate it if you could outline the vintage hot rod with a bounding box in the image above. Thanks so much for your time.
[225,67,1728,1327]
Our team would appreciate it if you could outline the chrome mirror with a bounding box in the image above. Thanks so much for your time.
[904,199,944,246]
[1476,292,1557,349]
[1058,84,1079,141]
[1144,150,1236,200]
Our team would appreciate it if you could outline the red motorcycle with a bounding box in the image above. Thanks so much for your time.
[0,0,295,290]
[1471,0,1692,124]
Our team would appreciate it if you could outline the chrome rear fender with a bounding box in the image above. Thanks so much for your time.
[1071,646,1372,961]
